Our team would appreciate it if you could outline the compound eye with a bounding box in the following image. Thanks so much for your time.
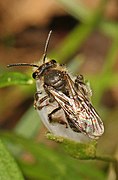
[32,72,37,79]
[51,59,56,64]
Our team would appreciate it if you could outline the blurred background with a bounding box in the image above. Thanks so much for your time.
[0,0,118,179]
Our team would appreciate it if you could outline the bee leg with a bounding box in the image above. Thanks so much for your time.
[34,91,49,110]
[67,117,81,132]
[75,75,92,99]
[48,107,68,128]
[74,75,85,91]
[36,102,49,110]
[48,107,61,121]
[75,75,84,86]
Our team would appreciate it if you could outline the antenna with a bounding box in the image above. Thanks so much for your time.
[43,30,52,63]
[7,63,39,68]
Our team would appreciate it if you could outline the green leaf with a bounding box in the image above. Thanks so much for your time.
[0,72,33,88]
[0,139,24,180]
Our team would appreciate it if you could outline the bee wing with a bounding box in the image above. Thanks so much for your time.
[76,97,104,139]
[64,73,104,139]
[46,86,75,116]
[46,86,91,137]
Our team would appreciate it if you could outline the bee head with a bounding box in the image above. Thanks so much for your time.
[32,59,57,79]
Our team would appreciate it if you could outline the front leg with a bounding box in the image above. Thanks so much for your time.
[34,91,49,110]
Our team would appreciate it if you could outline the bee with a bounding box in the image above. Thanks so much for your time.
[7,31,104,140]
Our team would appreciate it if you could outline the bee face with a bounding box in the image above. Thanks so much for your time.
[32,59,57,80]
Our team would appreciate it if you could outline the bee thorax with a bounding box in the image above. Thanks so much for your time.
[44,69,66,91]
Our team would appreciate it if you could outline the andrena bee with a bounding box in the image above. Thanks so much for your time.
[7,31,104,140]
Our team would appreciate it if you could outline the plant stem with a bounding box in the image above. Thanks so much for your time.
[95,155,117,163]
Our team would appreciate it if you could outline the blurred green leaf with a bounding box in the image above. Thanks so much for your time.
[57,0,91,22]
[0,131,106,180]
[8,107,41,156]
[91,33,118,107]
[0,139,24,180]
[0,72,33,88]
[57,0,117,37]
[100,21,118,38]
[14,106,41,138]
[18,157,106,180]
[51,0,107,63]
